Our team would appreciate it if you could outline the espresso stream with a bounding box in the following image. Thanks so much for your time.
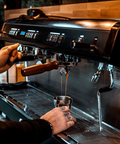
[61,72,69,96]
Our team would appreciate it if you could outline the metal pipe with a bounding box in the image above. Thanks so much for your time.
[97,64,114,131]
[97,91,103,131]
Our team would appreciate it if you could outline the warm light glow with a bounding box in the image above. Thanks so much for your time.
[82,22,93,26]
[4,4,7,9]
[103,23,111,27]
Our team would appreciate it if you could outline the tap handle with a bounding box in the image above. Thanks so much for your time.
[21,61,58,76]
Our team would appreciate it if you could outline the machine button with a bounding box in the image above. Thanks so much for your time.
[49,34,53,42]
[54,35,59,42]
[46,34,51,41]
[33,33,39,39]
[52,35,58,42]
[15,30,20,36]
[58,35,64,43]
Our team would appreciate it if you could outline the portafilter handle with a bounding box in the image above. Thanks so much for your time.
[21,61,58,76]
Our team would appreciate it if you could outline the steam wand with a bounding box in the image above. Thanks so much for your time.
[97,64,114,131]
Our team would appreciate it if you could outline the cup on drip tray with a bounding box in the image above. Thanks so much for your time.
[54,96,72,109]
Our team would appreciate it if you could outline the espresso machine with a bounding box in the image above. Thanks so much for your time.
[0,9,120,143]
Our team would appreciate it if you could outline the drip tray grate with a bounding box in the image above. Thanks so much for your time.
[1,85,120,144]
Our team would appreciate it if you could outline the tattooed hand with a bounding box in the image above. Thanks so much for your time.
[40,106,76,135]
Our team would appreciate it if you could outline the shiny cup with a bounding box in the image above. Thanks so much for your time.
[54,96,72,109]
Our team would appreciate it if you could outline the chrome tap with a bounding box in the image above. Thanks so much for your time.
[58,53,81,75]
[60,67,67,75]
[91,62,104,83]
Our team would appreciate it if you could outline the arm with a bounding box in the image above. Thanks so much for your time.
[0,119,51,144]
[0,106,76,144]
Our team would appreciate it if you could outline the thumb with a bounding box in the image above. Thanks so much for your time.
[6,43,19,53]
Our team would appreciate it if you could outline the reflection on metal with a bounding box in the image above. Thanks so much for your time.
[0,94,33,121]
[97,91,103,131]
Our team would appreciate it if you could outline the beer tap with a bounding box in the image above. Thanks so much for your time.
[94,64,114,131]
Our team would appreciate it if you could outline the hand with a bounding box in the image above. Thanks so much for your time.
[40,106,76,135]
[0,43,23,73]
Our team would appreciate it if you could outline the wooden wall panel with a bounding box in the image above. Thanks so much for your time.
[4,1,120,21]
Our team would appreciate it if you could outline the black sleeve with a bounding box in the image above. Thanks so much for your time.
[0,119,52,144]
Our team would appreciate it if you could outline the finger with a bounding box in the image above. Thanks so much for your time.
[18,52,23,59]
[6,43,19,52]
[11,49,18,57]
[9,53,18,62]
[66,116,76,122]
[66,121,75,129]
[64,112,70,116]
[59,106,70,112]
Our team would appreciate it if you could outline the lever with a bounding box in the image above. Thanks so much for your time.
[21,61,58,76]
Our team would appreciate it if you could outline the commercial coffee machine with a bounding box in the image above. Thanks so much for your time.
[0,9,120,143]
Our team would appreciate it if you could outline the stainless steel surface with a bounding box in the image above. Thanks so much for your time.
[97,91,103,131]
[1,84,120,144]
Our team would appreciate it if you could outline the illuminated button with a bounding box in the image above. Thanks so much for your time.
[15,30,20,36]
[33,33,39,39]
[58,35,64,43]
[49,35,53,42]
[54,35,59,42]
[52,35,56,42]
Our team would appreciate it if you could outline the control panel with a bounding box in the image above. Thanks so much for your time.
[9,28,39,39]
[1,18,116,66]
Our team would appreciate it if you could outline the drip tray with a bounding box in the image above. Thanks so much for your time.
[62,118,120,144]
[1,84,120,144]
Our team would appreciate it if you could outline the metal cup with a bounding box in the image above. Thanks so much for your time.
[54,96,72,109]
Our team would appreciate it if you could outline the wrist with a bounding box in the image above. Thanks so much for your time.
[45,120,54,135]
